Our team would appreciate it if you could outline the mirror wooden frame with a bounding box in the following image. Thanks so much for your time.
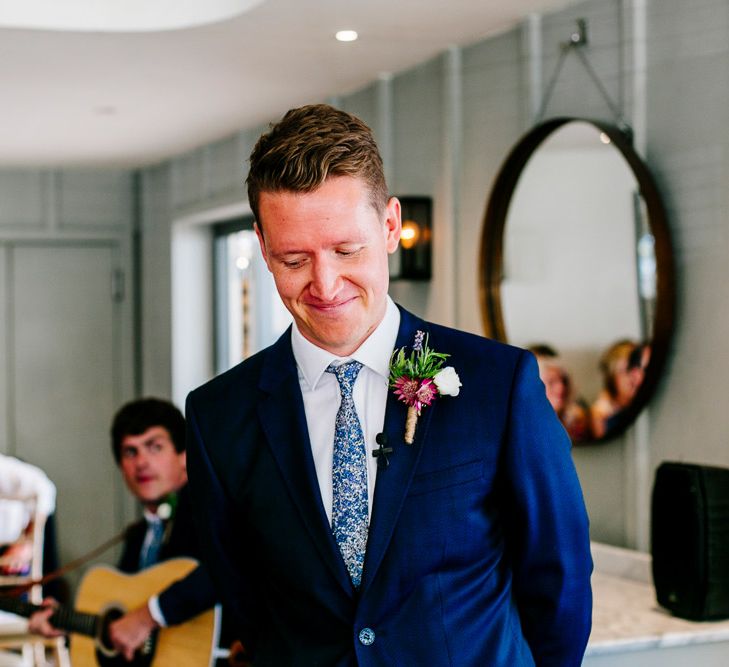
[479,117,676,442]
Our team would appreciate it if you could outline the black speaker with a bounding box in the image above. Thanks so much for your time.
[651,461,729,620]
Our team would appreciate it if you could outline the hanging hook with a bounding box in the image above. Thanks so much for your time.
[568,18,589,47]
[535,17,631,137]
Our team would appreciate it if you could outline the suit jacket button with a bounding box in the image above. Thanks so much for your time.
[358,628,375,646]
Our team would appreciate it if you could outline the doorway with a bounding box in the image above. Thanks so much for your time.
[213,218,291,374]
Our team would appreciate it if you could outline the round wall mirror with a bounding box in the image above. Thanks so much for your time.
[480,118,675,443]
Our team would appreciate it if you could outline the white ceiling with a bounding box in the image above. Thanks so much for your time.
[0,0,578,168]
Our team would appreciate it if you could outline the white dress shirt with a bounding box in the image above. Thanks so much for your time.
[291,296,400,524]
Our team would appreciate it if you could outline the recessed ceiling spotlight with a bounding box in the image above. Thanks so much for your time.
[599,132,611,144]
[335,30,358,42]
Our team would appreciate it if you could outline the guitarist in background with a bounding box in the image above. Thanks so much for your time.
[29,398,225,662]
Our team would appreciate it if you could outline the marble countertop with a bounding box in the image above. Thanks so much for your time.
[587,544,729,655]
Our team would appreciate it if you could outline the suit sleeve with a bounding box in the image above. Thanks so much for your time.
[157,565,218,626]
[185,393,256,648]
[502,350,593,666]
[118,522,145,573]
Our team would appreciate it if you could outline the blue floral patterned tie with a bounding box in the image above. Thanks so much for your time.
[326,360,368,589]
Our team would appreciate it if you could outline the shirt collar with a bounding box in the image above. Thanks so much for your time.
[292,296,401,390]
[143,508,163,524]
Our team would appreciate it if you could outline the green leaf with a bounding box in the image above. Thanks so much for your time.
[389,333,449,386]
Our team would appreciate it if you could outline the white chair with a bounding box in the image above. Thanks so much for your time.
[0,493,69,667]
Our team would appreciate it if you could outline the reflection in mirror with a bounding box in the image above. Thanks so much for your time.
[480,118,674,443]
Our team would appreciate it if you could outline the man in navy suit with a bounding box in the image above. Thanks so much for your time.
[186,104,592,666]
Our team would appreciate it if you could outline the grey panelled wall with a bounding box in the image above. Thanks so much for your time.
[139,164,173,399]
[389,58,445,322]
[460,27,525,335]
[11,243,121,588]
[0,168,137,586]
[645,1,729,497]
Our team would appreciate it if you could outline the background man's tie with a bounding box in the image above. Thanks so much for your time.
[327,360,368,589]
[138,518,165,569]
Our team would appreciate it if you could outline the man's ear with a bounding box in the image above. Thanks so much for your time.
[254,222,272,270]
[384,197,402,254]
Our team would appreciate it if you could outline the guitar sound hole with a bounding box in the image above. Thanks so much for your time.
[95,606,157,667]
[99,607,125,653]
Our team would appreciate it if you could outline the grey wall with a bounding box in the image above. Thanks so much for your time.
[643,0,729,526]
[0,167,137,579]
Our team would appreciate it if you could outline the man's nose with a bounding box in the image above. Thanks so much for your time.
[309,259,340,300]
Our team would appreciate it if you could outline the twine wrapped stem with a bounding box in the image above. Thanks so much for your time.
[404,406,418,444]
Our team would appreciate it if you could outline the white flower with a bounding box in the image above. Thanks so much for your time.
[433,366,461,397]
[157,502,173,520]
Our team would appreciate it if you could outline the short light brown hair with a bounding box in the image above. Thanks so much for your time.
[599,339,636,398]
[246,104,388,227]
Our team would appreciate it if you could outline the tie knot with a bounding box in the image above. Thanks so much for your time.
[326,360,363,397]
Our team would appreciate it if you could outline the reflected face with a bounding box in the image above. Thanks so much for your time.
[613,358,637,407]
[541,365,568,413]
[256,176,401,356]
[119,426,187,509]
[627,344,650,393]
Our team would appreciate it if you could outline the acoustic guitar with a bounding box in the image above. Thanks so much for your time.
[0,557,219,666]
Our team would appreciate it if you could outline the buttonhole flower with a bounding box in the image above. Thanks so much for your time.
[389,331,461,444]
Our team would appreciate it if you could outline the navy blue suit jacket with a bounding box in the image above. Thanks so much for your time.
[186,307,592,666]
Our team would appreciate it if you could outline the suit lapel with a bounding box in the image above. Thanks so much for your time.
[361,309,436,593]
[256,330,353,595]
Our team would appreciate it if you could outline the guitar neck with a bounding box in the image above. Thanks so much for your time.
[0,596,99,638]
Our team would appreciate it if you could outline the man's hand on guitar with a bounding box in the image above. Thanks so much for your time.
[28,598,65,638]
[108,604,159,661]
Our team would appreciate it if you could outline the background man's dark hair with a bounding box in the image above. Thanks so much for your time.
[111,398,186,464]
[527,343,559,358]
[246,103,388,228]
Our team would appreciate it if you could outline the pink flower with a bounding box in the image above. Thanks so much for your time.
[393,376,420,405]
[415,378,437,409]
[394,376,438,414]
